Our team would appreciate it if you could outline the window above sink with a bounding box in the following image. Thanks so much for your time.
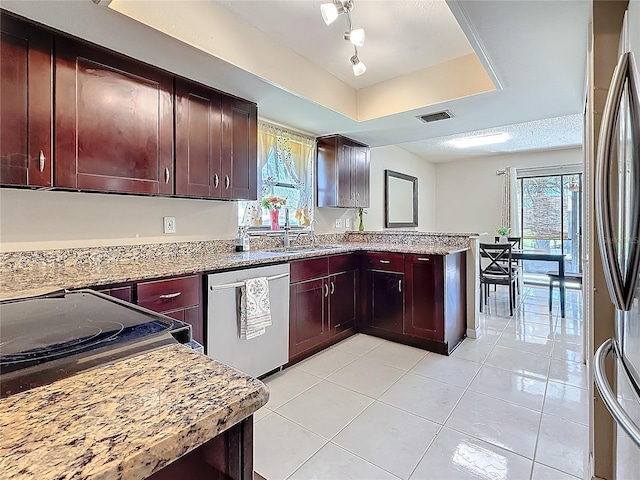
[238,121,316,231]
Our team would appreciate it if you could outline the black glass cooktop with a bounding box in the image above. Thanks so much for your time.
[0,290,191,397]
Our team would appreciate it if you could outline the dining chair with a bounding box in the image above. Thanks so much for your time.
[494,236,522,294]
[479,242,519,316]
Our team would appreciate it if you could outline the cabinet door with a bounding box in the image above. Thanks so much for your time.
[175,79,223,198]
[222,97,257,200]
[289,278,328,358]
[316,136,339,207]
[365,270,404,333]
[339,141,355,207]
[0,14,52,187]
[329,270,357,336]
[55,37,174,195]
[405,255,443,341]
[355,144,370,208]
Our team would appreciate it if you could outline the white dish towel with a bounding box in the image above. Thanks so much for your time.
[239,277,272,340]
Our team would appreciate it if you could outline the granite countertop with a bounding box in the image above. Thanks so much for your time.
[0,344,269,480]
[0,242,468,300]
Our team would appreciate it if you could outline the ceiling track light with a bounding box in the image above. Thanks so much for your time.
[320,0,366,76]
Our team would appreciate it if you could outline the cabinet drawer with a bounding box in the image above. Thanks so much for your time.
[328,253,357,274]
[137,275,200,313]
[407,254,441,266]
[290,257,329,283]
[363,252,404,273]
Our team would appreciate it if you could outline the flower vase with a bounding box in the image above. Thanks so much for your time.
[269,209,280,231]
[499,235,508,244]
[358,212,365,231]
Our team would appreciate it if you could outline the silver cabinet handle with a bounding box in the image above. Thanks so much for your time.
[594,338,640,447]
[159,292,182,300]
[418,257,430,262]
[398,279,402,292]
[214,174,219,188]
[379,260,390,264]
[38,151,45,172]
[330,281,335,294]
[225,175,230,189]
[595,51,640,311]
[324,283,329,298]
[164,168,170,184]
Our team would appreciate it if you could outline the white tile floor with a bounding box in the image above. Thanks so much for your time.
[254,286,588,480]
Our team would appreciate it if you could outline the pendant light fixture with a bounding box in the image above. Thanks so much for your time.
[320,0,366,76]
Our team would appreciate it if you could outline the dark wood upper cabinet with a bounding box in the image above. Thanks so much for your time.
[0,13,52,187]
[1,14,259,201]
[222,97,257,201]
[54,36,174,195]
[175,79,223,198]
[317,134,370,208]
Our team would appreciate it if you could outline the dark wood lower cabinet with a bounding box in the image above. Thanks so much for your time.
[289,251,467,364]
[363,269,404,334]
[405,255,441,341]
[329,270,357,335]
[137,275,204,345]
[288,255,358,364]
[289,278,328,359]
[147,416,254,480]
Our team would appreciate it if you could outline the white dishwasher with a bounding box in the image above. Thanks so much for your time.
[207,263,289,378]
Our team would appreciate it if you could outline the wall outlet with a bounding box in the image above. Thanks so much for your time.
[163,216,176,234]
[335,218,343,228]
[345,218,351,228]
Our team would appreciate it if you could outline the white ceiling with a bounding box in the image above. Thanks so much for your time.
[2,0,591,162]
[220,0,475,89]
[399,113,584,163]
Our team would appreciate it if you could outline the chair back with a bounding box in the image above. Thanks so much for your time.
[479,243,514,277]
[494,236,521,249]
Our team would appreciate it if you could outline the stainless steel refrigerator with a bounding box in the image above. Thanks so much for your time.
[594,4,640,478]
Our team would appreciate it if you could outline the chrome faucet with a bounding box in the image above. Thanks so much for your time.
[283,209,291,248]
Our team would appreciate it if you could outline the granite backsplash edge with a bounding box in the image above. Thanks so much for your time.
[1,231,476,272]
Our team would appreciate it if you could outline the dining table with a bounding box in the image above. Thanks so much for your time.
[510,249,568,318]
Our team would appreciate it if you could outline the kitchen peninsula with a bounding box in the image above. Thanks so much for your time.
[0,345,267,479]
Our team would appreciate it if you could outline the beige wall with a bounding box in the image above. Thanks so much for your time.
[1,147,580,252]
[366,145,437,232]
[0,189,239,252]
[434,148,583,235]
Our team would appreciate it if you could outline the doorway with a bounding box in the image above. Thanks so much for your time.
[518,173,583,284]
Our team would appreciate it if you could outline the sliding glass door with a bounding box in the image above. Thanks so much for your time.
[519,173,582,281]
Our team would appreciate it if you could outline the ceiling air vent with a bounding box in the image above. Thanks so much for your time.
[417,110,454,123]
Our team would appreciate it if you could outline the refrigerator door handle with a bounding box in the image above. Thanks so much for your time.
[594,338,640,448]
[596,52,640,311]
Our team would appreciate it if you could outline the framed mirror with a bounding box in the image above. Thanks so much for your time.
[385,170,418,228]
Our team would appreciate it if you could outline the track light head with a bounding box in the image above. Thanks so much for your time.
[320,0,354,25]
[350,54,366,76]
[344,28,365,47]
[320,2,339,25]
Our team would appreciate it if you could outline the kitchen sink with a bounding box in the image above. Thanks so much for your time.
[267,245,341,253]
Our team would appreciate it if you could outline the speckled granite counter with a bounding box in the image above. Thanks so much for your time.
[0,240,470,300]
[0,344,269,480]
